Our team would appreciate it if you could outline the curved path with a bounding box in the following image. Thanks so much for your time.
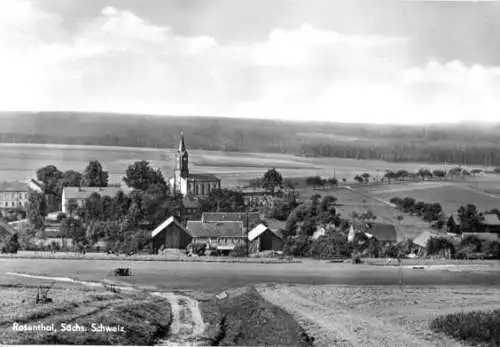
[151,292,209,346]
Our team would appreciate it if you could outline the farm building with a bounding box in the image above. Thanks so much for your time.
[447,212,500,234]
[181,195,200,219]
[478,214,500,234]
[248,224,283,253]
[152,216,192,253]
[364,223,397,245]
[186,221,246,251]
[201,212,261,230]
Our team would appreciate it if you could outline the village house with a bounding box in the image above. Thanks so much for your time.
[151,216,192,253]
[364,223,398,245]
[447,212,500,235]
[168,132,221,197]
[201,212,261,231]
[186,220,247,252]
[0,181,29,211]
[61,187,122,214]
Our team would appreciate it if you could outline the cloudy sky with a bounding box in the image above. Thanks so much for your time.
[1,0,500,124]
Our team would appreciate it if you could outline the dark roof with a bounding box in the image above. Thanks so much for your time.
[186,221,245,238]
[366,223,397,242]
[264,218,286,231]
[63,187,122,200]
[201,212,261,228]
[0,181,29,192]
[188,173,220,181]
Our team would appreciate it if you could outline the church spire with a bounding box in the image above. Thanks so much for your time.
[178,130,186,153]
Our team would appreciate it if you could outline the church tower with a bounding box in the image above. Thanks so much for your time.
[176,131,189,178]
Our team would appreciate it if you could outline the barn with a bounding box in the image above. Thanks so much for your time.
[248,224,283,254]
[186,221,247,251]
[152,216,192,253]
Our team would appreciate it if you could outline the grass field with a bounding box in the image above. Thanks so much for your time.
[0,143,448,187]
[256,284,500,347]
[360,180,500,215]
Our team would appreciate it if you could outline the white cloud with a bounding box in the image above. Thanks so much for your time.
[0,1,500,124]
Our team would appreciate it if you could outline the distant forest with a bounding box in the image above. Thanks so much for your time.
[1,112,500,166]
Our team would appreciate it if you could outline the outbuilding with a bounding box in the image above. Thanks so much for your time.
[248,224,283,253]
[152,216,192,253]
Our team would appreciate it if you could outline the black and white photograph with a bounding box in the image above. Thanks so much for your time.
[1,0,500,346]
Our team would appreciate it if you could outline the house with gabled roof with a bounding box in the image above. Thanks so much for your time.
[201,212,261,230]
[364,223,398,245]
[151,216,192,253]
[248,224,283,253]
[186,220,246,251]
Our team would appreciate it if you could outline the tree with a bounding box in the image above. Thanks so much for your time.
[395,170,409,181]
[305,175,326,188]
[494,167,500,175]
[457,204,481,233]
[199,189,245,213]
[327,177,338,186]
[65,199,79,217]
[81,160,109,187]
[123,160,167,191]
[383,170,396,184]
[36,165,63,192]
[432,169,446,180]
[60,170,82,187]
[282,178,296,190]
[26,190,47,230]
[354,175,364,184]
[262,168,283,193]
[361,173,371,183]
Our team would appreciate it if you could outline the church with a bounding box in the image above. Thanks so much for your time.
[168,132,221,197]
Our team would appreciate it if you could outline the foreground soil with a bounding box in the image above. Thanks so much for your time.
[256,284,500,347]
[0,285,172,345]
[198,286,314,347]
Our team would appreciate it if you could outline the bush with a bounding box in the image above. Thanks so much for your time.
[482,240,500,259]
[310,233,351,259]
[382,244,400,258]
[229,244,248,257]
[460,235,482,253]
[430,309,500,347]
[282,235,312,257]
[1,233,20,254]
[188,242,207,256]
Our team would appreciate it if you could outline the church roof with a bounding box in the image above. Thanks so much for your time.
[188,173,220,181]
[178,131,186,153]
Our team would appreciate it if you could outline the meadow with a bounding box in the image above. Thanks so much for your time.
[360,180,500,215]
[0,143,446,188]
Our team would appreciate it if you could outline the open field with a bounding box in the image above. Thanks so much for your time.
[0,143,453,187]
[360,180,500,215]
[256,284,500,347]
[1,259,500,293]
[315,187,433,241]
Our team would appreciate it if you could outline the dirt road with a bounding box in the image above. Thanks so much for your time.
[256,284,500,347]
[152,292,209,346]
